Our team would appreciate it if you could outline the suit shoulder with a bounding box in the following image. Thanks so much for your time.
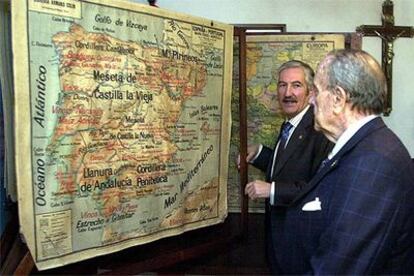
[358,126,411,166]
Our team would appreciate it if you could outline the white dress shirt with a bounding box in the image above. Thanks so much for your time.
[328,114,379,160]
[250,105,311,205]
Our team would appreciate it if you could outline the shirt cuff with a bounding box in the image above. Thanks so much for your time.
[270,181,275,205]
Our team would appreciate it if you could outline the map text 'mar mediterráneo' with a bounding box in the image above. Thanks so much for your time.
[179,144,214,193]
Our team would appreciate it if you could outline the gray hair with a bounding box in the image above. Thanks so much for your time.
[322,49,387,115]
[277,60,315,91]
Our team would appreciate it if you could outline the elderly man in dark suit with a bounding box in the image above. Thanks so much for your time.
[240,60,333,273]
[272,49,414,274]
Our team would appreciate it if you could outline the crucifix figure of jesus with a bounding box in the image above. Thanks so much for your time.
[357,0,414,116]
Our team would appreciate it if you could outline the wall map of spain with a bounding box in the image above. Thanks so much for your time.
[12,0,233,270]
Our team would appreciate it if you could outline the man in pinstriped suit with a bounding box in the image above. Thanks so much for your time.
[273,49,414,274]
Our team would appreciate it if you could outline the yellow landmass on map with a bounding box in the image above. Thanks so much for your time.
[49,24,208,218]
[246,45,263,81]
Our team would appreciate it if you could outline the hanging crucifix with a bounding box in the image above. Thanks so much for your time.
[356,0,414,116]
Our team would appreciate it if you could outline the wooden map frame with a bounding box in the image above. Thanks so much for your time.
[232,28,361,214]
[29,24,290,275]
[4,26,361,275]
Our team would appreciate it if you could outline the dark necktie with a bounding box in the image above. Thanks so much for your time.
[275,121,293,161]
[278,121,293,150]
[269,121,293,179]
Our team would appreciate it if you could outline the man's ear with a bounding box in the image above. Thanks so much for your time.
[332,86,347,115]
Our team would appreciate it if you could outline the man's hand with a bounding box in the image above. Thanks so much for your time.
[245,180,271,200]
[237,144,260,169]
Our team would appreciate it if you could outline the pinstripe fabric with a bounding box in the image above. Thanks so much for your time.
[273,117,414,274]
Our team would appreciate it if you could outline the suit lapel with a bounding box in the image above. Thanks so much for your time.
[274,108,314,176]
[292,117,387,203]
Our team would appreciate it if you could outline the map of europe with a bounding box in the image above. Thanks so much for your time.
[228,34,345,212]
[13,0,233,270]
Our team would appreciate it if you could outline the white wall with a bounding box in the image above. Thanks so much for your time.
[134,0,414,157]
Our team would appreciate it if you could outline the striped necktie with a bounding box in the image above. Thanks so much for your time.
[270,121,293,179]
[278,121,293,150]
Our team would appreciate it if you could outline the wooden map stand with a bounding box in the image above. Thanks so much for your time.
[233,24,286,233]
[3,25,365,275]
[3,24,365,275]
[3,25,266,276]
